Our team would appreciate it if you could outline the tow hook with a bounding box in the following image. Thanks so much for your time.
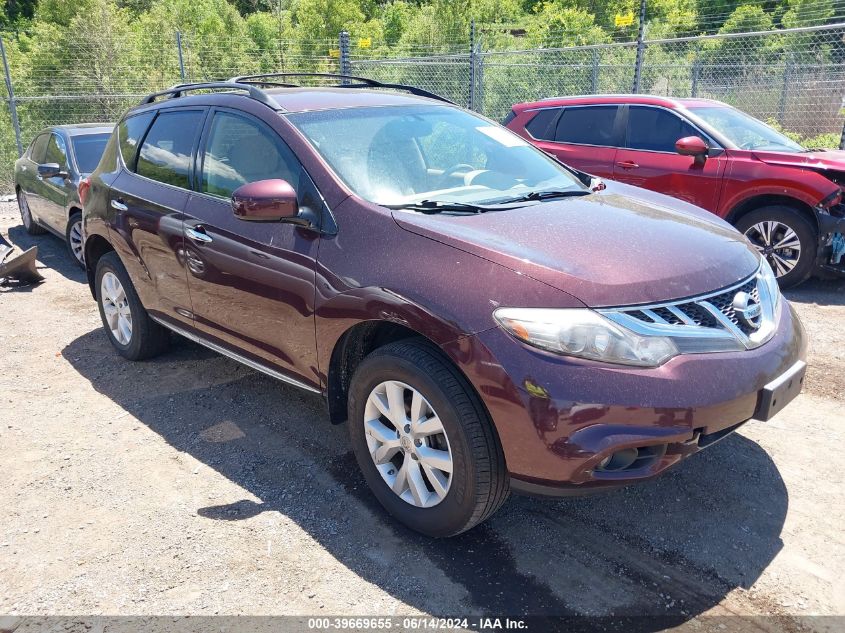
[832,233,845,265]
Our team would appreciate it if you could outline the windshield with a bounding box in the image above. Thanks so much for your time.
[286,105,586,207]
[688,106,804,153]
[71,133,110,173]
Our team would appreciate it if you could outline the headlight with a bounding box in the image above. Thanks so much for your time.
[493,308,679,367]
[758,257,781,311]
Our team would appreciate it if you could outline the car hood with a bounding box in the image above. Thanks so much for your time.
[392,182,759,307]
[751,148,845,170]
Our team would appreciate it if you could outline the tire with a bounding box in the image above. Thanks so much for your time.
[17,189,46,235]
[348,340,509,537]
[735,205,816,289]
[95,251,169,360]
[65,211,85,268]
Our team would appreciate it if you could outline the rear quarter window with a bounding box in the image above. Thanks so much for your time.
[524,108,560,141]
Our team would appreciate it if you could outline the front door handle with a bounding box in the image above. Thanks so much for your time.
[110,199,128,211]
[185,226,213,244]
[616,160,639,170]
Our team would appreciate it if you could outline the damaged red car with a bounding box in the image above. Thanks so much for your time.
[505,95,845,288]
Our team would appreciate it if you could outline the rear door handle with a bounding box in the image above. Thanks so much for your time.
[185,226,213,244]
[616,161,639,169]
[110,199,128,211]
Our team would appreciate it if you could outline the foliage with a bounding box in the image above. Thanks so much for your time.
[767,119,841,149]
[0,0,839,189]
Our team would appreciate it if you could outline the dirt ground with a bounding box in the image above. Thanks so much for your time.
[0,199,843,632]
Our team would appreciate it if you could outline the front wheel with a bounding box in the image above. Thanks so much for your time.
[735,206,816,289]
[348,340,509,537]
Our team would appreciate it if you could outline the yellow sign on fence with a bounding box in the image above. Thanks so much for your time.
[615,12,634,27]
[328,48,340,58]
[358,37,372,49]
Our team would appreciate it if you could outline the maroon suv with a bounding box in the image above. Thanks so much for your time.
[81,75,806,537]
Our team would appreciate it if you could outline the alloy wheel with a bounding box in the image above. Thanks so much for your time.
[100,271,133,345]
[363,380,453,508]
[744,220,801,277]
[69,220,84,264]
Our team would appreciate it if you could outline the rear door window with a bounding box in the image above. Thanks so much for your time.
[625,106,699,153]
[136,110,205,189]
[524,108,560,141]
[554,106,619,146]
[118,112,154,171]
[29,133,50,163]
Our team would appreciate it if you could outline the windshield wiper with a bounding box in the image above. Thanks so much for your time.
[386,199,520,214]
[492,189,592,204]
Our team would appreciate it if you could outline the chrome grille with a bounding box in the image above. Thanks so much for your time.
[625,278,760,336]
[599,264,781,354]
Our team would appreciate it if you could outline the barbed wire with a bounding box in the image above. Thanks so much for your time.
[0,19,843,189]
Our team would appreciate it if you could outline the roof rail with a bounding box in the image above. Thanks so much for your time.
[139,82,280,109]
[229,72,455,105]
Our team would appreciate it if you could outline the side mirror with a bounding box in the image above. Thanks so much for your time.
[38,162,67,179]
[231,179,299,222]
[675,136,709,164]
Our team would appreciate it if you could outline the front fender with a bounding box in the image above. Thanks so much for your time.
[720,158,839,220]
[313,196,582,389]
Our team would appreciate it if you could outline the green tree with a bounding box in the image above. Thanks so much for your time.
[5,0,38,24]
[230,0,276,15]
[135,0,252,79]
[718,3,774,33]
[37,0,95,25]
[782,0,834,28]
[381,1,413,45]
[395,0,469,51]
[291,0,365,43]
[526,2,609,47]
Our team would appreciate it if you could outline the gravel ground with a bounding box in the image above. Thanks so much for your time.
[0,199,843,631]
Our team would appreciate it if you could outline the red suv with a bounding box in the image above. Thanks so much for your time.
[505,95,845,288]
[82,76,805,537]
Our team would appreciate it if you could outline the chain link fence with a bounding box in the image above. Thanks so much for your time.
[351,22,845,138]
[1,22,844,190]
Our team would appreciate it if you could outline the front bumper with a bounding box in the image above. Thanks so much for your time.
[442,302,807,494]
[818,207,845,275]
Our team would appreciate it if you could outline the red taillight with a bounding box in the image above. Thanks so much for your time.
[78,177,91,206]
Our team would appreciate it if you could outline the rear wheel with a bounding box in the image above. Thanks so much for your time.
[735,205,816,289]
[65,211,84,268]
[95,251,169,360]
[348,340,509,537]
[17,189,46,235]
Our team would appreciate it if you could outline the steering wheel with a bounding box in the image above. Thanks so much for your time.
[437,163,476,187]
